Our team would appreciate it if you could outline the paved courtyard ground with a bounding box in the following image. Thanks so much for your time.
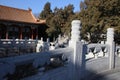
[93,70,120,80]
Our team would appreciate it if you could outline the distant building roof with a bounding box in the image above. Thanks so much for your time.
[0,5,46,24]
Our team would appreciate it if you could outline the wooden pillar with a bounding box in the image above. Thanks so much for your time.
[31,28,33,39]
[0,28,1,39]
[20,27,22,39]
[6,26,8,39]
[36,27,38,39]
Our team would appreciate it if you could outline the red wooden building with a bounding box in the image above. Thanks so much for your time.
[0,5,47,39]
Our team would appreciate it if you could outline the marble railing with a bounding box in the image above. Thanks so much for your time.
[86,44,120,59]
[86,44,109,59]
[0,39,37,47]
[0,20,120,80]
[0,39,38,57]
[0,48,72,80]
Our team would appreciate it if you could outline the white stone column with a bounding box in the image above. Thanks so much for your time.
[106,28,115,69]
[106,28,114,43]
[69,20,81,48]
[68,20,85,80]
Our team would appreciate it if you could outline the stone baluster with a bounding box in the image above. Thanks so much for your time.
[36,37,44,52]
[47,38,50,43]
[68,20,85,80]
[24,37,27,45]
[106,28,115,69]
[36,40,41,52]
[12,37,16,46]
[46,38,50,51]
[41,37,43,42]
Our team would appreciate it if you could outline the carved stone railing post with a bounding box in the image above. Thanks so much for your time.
[69,20,81,48]
[36,37,44,52]
[106,28,115,69]
[68,20,85,80]
[47,38,50,43]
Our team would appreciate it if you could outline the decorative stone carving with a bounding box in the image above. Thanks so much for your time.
[71,20,81,41]
[106,28,114,43]
[69,20,81,48]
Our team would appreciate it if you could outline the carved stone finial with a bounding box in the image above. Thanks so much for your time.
[69,20,81,48]
[107,28,114,43]
[71,20,81,42]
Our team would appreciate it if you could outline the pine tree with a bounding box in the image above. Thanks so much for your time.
[39,2,52,19]
[79,0,120,43]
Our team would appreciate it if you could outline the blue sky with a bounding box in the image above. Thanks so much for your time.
[0,0,83,14]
